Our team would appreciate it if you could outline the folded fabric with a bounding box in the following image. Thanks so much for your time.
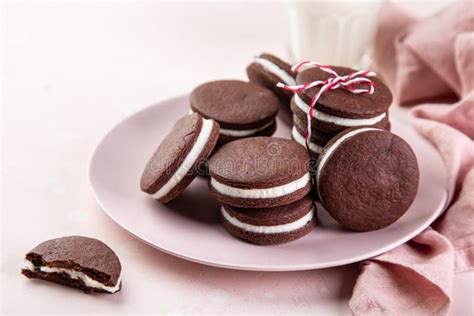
[373,2,474,105]
[350,2,474,314]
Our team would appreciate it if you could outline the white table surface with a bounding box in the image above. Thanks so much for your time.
[2,2,473,315]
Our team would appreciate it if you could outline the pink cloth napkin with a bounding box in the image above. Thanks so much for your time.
[349,3,474,315]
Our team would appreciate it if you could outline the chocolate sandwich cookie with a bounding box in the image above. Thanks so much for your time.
[140,113,219,203]
[316,127,419,232]
[190,80,279,145]
[208,137,311,208]
[221,197,316,245]
[246,53,296,104]
[21,236,121,294]
[291,66,392,133]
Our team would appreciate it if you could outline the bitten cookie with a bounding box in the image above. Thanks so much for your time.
[140,113,220,203]
[221,196,316,245]
[21,236,122,294]
[190,80,279,145]
[316,127,419,232]
[246,53,296,104]
[291,66,392,133]
[208,137,311,208]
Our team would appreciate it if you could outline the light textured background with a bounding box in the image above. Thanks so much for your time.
[2,2,472,315]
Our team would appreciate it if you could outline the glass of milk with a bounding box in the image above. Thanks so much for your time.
[285,1,382,67]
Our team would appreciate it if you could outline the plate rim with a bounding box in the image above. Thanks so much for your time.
[88,94,449,271]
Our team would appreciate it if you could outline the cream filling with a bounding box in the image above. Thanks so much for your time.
[152,118,214,199]
[219,120,275,137]
[188,109,274,138]
[253,57,296,86]
[291,126,323,154]
[294,94,386,127]
[316,127,381,201]
[211,173,310,199]
[22,259,121,293]
[222,206,314,234]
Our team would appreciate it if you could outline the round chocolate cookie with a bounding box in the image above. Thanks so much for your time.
[208,137,311,208]
[246,53,295,105]
[190,80,279,145]
[292,66,392,133]
[140,113,220,203]
[316,127,419,232]
[21,236,122,294]
[221,196,316,245]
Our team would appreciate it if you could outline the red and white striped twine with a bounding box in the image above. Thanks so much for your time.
[277,61,376,151]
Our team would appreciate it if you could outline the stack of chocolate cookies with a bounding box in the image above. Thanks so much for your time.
[245,54,393,165]
[288,66,393,161]
[207,137,316,245]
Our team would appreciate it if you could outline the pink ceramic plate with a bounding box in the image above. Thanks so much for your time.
[89,95,448,271]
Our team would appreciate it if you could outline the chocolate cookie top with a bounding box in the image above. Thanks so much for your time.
[190,80,279,129]
[208,137,310,189]
[140,113,219,202]
[296,67,392,118]
[25,236,121,285]
[223,196,314,226]
[317,127,419,231]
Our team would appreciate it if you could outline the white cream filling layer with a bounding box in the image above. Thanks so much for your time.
[152,118,214,199]
[316,127,381,201]
[253,57,296,86]
[22,259,121,293]
[222,206,314,234]
[219,120,275,137]
[294,94,386,127]
[211,173,310,199]
[188,109,274,138]
[291,126,323,154]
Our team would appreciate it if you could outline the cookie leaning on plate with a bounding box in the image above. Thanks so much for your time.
[221,197,316,245]
[190,80,279,145]
[21,236,122,294]
[316,127,419,232]
[140,113,220,203]
[208,137,311,208]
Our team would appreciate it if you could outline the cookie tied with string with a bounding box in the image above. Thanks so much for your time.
[288,65,392,134]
